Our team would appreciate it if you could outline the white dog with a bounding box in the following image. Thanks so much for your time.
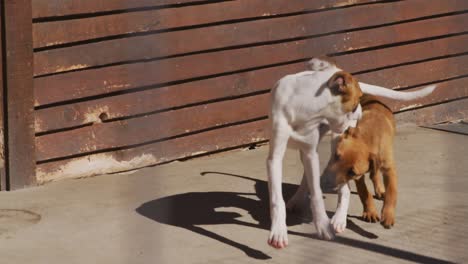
[267,57,436,248]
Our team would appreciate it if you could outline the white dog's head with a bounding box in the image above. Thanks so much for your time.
[307,56,337,71]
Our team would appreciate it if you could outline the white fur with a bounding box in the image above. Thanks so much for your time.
[360,83,436,101]
[267,59,436,247]
[331,181,350,233]
[307,57,335,71]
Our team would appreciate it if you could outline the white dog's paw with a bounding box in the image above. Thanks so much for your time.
[331,212,347,234]
[314,217,336,240]
[268,222,288,249]
[268,204,288,249]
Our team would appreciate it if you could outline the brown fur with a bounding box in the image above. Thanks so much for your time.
[328,94,397,228]
[327,71,363,113]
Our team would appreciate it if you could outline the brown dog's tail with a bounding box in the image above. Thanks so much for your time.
[359,83,436,101]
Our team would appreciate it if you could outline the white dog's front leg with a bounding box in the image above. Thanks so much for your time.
[331,183,350,233]
[302,147,335,240]
[329,107,360,233]
[267,129,289,249]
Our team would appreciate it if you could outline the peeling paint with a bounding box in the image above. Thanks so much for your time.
[84,106,110,124]
[0,130,4,170]
[106,83,131,89]
[44,41,66,47]
[188,151,208,156]
[399,103,423,111]
[36,153,157,184]
[34,118,45,133]
[55,64,89,72]
[332,0,360,7]
[250,137,267,142]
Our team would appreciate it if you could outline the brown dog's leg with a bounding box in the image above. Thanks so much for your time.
[369,153,385,200]
[370,170,385,200]
[381,166,397,229]
[355,177,380,222]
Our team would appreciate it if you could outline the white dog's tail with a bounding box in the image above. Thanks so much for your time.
[359,83,436,101]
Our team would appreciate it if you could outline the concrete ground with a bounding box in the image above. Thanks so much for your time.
[1,125,467,264]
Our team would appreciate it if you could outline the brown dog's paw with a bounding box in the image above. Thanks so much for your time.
[380,209,395,229]
[374,189,385,200]
[362,209,380,223]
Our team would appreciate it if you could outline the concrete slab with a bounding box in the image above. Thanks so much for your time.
[0,125,467,264]
[425,120,468,136]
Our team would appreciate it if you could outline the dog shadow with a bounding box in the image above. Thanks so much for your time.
[136,171,377,259]
[136,172,456,263]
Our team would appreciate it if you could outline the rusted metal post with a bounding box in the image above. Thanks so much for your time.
[1,0,36,190]
[0,2,5,190]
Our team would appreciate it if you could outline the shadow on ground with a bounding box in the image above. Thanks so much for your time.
[136,172,454,263]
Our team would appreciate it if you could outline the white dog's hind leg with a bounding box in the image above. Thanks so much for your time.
[321,132,341,190]
[331,183,350,233]
[288,122,330,213]
[267,125,290,249]
[286,171,309,212]
[302,132,335,240]
[286,152,310,213]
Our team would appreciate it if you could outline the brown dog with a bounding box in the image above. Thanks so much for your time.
[327,94,397,228]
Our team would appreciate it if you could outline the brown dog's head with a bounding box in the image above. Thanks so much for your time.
[328,71,362,113]
[328,127,379,185]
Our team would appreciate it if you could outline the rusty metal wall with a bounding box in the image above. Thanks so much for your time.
[31,0,468,183]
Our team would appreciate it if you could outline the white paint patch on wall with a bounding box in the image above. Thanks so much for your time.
[398,103,423,111]
[55,64,89,72]
[0,130,4,170]
[36,153,157,184]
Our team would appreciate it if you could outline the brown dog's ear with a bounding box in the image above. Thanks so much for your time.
[368,153,380,175]
[344,127,353,136]
[344,127,359,138]
[335,76,344,86]
[328,72,347,93]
